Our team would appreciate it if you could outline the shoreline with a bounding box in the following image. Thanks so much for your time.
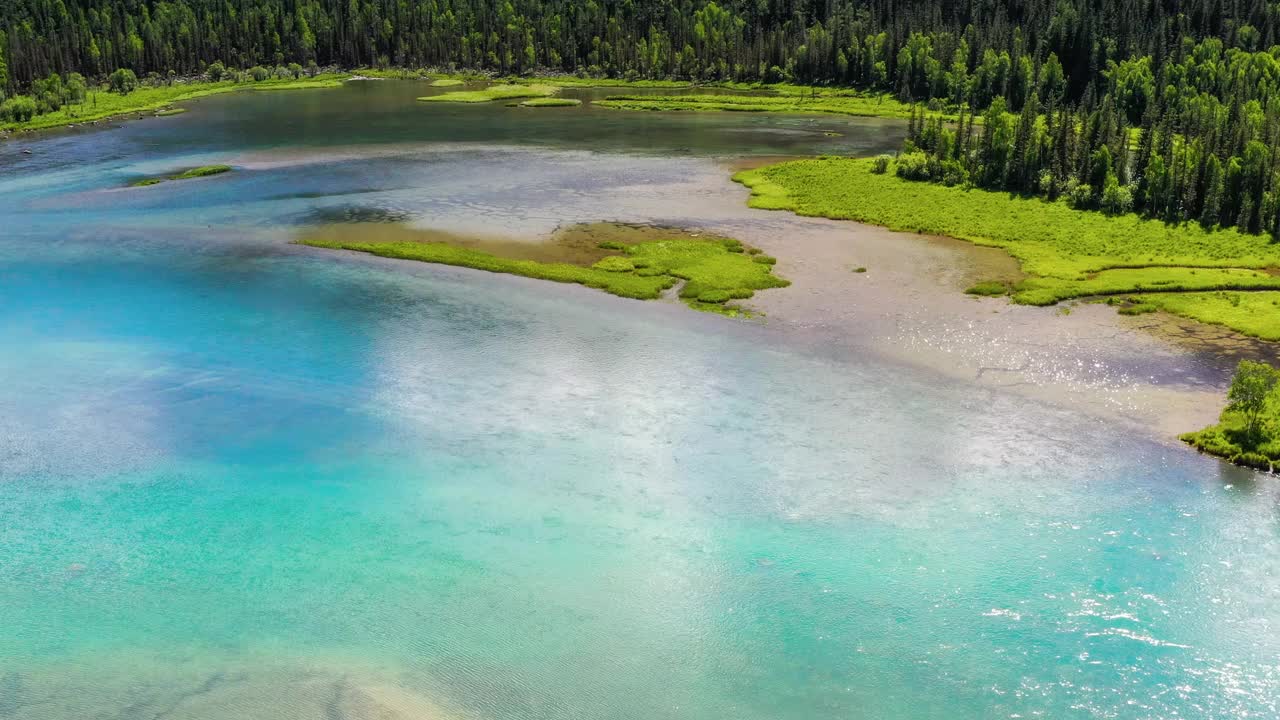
[2,69,912,139]
[1,73,350,137]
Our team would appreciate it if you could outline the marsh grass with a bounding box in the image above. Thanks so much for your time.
[297,222,787,315]
[735,156,1280,340]
[418,84,556,103]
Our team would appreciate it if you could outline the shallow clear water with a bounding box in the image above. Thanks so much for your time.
[1,82,1277,719]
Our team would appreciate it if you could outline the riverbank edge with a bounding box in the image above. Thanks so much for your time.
[732,157,1280,343]
[1181,424,1279,473]
[2,69,915,137]
[1,74,350,135]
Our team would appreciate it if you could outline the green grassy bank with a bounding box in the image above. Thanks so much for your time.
[2,74,348,134]
[734,156,1280,340]
[594,90,919,119]
[1183,360,1280,472]
[298,223,788,316]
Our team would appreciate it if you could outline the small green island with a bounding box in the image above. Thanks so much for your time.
[131,164,232,187]
[1184,360,1280,472]
[298,222,787,316]
[417,83,558,103]
[519,97,581,108]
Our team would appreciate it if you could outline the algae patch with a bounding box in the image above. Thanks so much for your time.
[130,164,232,187]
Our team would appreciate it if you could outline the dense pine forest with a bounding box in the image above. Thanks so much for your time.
[7,0,1280,234]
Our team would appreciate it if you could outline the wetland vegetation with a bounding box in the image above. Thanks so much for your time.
[736,156,1280,341]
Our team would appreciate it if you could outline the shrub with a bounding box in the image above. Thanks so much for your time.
[871,154,891,174]
[1037,170,1056,198]
[940,159,969,187]
[0,95,38,123]
[752,255,777,265]
[1066,181,1095,210]
[1100,175,1134,215]
[65,73,87,104]
[108,68,139,94]
[894,151,931,181]
[249,66,270,82]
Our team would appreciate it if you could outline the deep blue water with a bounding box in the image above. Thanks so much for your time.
[0,81,1276,720]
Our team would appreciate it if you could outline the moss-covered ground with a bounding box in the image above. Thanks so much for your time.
[735,156,1280,340]
[298,222,788,316]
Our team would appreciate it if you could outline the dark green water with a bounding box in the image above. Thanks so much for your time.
[1,81,1276,720]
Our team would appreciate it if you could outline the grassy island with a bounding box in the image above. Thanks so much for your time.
[298,222,788,316]
[735,156,1280,340]
[131,164,232,187]
[418,83,557,103]
[519,97,581,107]
[1183,360,1280,472]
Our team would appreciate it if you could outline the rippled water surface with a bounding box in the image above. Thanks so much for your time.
[1,81,1277,719]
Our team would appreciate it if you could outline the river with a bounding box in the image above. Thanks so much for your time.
[0,80,1276,719]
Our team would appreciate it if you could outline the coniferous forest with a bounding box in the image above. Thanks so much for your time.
[6,1,1280,233]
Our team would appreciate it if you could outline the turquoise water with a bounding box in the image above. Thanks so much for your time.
[1,82,1278,719]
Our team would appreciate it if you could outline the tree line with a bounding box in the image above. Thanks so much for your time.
[5,0,1280,95]
[6,0,1280,235]
[896,33,1280,236]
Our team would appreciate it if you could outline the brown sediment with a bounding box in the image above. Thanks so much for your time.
[670,196,1243,442]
